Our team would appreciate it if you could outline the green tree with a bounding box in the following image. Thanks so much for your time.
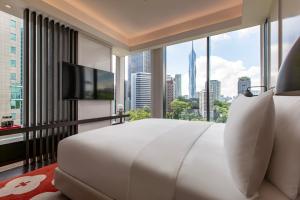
[128,107,151,121]
[170,99,192,119]
[213,100,230,123]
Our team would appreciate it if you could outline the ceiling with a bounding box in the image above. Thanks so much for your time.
[63,0,241,38]
[0,0,273,54]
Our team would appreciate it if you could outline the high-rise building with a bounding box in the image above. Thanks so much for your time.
[126,51,151,110]
[199,80,221,120]
[131,73,151,109]
[174,74,182,98]
[189,42,197,98]
[166,75,176,112]
[238,77,251,95]
[0,11,23,125]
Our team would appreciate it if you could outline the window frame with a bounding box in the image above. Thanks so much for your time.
[163,25,266,121]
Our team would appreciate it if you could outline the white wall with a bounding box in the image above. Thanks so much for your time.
[77,33,112,132]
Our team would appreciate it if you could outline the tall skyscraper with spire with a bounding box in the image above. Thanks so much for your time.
[189,42,197,98]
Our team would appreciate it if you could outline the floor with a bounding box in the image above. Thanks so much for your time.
[0,163,68,200]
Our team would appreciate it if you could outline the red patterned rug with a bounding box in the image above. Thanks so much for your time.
[0,163,66,200]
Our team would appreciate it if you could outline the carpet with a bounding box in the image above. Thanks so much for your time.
[0,164,67,200]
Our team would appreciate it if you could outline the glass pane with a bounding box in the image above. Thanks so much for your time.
[0,11,23,144]
[125,51,151,121]
[282,0,300,62]
[270,0,279,88]
[166,38,207,121]
[10,33,16,41]
[210,26,261,122]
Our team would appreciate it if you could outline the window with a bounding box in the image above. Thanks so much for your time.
[10,33,16,41]
[166,39,207,121]
[210,26,261,122]
[270,0,279,88]
[0,11,23,138]
[11,113,16,120]
[10,100,22,109]
[9,59,16,67]
[125,51,152,121]
[10,19,16,28]
[10,73,16,80]
[10,46,16,54]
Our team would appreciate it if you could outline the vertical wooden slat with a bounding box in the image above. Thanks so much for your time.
[74,31,78,134]
[37,15,43,163]
[23,9,30,167]
[49,20,55,162]
[61,25,66,139]
[30,11,37,166]
[66,28,71,137]
[44,17,49,163]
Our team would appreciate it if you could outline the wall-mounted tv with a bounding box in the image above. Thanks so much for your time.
[62,62,114,100]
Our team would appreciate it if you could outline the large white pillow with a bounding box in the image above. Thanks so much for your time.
[224,90,275,197]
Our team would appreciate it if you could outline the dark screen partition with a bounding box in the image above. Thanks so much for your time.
[21,8,78,167]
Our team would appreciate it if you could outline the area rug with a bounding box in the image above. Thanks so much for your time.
[0,163,67,200]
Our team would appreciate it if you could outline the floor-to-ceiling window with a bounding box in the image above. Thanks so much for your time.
[125,50,152,121]
[210,26,261,122]
[0,11,23,144]
[165,39,207,121]
[165,25,261,122]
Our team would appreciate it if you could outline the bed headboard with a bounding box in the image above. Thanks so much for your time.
[267,96,300,200]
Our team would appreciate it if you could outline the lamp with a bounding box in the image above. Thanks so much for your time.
[276,37,300,95]
[244,86,267,97]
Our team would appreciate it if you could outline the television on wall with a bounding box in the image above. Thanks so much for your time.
[62,62,114,100]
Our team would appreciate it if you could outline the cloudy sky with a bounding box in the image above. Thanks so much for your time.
[166,26,261,98]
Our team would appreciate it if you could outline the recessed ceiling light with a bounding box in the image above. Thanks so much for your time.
[5,4,12,9]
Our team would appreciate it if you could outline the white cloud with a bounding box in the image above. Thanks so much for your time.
[211,33,231,41]
[180,56,260,98]
[237,26,259,39]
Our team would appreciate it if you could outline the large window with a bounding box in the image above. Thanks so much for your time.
[210,26,261,122]
[0,11,23,129]
[166,39,207,121]
[125,51,152,121]
[165,26,261,122]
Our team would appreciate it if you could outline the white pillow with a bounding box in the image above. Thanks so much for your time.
[224,90,275,197]
[267,96,300,200]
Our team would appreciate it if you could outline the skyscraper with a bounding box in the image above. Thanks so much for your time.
[238,77,251,95]
[189,42,197,98]
[199,80,221,120]
[131,72,151,109]
[0,11,23,125]
[126,51,151,110]
[174,74,182,98]
[166,75,176,112]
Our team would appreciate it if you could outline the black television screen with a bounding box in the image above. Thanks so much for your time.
[62,62,114,100]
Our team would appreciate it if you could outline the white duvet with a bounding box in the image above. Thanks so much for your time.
[57,119,288,200]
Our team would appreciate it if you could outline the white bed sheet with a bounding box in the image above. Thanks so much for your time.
[57,119,289,200]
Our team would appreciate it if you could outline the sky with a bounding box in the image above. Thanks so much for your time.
[166,25,261,98]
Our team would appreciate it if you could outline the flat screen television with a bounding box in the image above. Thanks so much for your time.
[62,62,114,100]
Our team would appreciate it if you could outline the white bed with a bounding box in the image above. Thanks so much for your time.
[55,96,300,200]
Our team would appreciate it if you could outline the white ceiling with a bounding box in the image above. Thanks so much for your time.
[0,0,273,54]
[63,0,241,37]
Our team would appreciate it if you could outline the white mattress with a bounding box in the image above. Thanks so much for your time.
[57,119,289,200]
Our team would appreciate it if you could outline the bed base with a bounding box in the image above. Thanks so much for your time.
[54,168,114,200]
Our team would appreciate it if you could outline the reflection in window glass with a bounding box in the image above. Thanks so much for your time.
[10,73,16,80]
[166,39,207,121]
[125,51,152,121]
[210,26,261,122]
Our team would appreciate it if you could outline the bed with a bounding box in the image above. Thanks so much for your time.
[55,96,300,200]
